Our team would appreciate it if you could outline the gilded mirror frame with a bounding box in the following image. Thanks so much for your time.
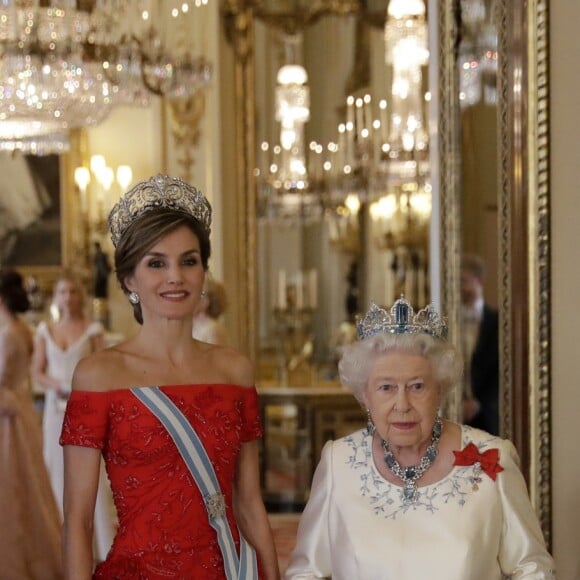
[221,0,552,545]
[438,0,551,545]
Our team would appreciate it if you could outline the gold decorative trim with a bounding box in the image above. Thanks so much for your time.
[437,1,462,422]
[498,0,552,547]
[528,0,552,548]
[441,0,551,546]
[497,0,512,443]
[222,1,258,360]
[167,94,207,183]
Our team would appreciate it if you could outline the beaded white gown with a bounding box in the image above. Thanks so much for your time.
[38,320,116,562]
[285,425,555,580]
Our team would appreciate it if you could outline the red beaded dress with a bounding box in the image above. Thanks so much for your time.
[60,384,263,579]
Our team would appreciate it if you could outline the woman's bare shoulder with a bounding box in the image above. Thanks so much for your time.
[209,344,255,387]
[71,343,129,392]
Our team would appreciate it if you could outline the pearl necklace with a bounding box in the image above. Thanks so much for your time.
[380,417,443,504]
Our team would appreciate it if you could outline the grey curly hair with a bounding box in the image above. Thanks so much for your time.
[338,332,463,403]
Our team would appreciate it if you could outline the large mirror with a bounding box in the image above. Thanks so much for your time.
[221,0,551,544]
[252,5,432,387]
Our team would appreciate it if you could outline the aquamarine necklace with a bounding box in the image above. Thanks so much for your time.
[380,417,443,504]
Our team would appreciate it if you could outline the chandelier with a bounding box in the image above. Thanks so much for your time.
[457,0,498,109]
[0,0,213,154]
[322,0,431,258]
[256,31,325,223]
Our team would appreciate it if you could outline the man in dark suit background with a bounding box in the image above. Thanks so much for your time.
[460,254,500,435]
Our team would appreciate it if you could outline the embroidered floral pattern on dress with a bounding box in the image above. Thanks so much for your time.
[345,426,502,519]
[60,385,262,580]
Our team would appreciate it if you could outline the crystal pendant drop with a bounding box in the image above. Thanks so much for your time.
[403,482,419,503]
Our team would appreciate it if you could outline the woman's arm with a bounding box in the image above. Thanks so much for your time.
[233,440,280,580]
[62,444,102,580]
[497,440,556,578]
[284,441,333,580]
[31,333,62,393]
[62,353,111,579]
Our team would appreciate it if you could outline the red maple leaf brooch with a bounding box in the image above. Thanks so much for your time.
[453,442,504,491]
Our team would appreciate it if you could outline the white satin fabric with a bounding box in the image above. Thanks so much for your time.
[38,321,116,562]
[285,425,555,580]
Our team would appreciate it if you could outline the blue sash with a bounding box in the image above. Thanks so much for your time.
[132,386,259,580]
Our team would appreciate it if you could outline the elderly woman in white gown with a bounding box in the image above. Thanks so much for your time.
[285,298,555,580]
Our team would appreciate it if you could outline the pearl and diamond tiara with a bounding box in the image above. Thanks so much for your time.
[108,174,212,247]
[356,296,447,341]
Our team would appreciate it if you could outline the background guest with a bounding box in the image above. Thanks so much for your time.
[460,253,500,434]
[192,276,229,345]
[92,241,112,300]
[33,274,116,563]
[0,269,63,579]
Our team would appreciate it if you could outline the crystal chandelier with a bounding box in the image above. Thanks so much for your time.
[255,0,433,262]
[312,0,432,308]
[0,0,213,154]
[324,0,431,253]
[257,32,324,223]
[457,0,498,109]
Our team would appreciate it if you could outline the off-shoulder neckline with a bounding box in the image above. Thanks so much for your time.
[71,384,255,395]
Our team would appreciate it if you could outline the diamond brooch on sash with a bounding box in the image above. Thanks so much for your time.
[205,492,226,519]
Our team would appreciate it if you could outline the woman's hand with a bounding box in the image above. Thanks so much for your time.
[0,389,18,416]
[234,441,281,580]
[57,384,71,400]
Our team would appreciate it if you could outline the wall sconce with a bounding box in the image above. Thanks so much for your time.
[75,154,133,235]
[74,155,133,269]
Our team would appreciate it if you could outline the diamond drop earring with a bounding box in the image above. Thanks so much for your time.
[128,291,140,305]
[366,409,375,435]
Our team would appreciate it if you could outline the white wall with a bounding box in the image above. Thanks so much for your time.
[550,1,580,578]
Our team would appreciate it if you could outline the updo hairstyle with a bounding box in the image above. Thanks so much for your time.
[0,269,30,314]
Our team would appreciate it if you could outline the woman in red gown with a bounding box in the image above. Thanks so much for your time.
[60,175,280,579]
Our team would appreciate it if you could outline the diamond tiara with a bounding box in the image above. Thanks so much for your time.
[108,174,212,247]
[356,296,447,341]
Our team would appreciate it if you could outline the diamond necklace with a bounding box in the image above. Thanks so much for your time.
[380,416,443,504]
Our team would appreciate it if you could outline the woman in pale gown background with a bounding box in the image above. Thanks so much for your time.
[0,269,63,579]
[192,277,229,345]
[33,275,116,562]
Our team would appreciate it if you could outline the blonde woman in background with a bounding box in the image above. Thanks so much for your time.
[33,274,116,563]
